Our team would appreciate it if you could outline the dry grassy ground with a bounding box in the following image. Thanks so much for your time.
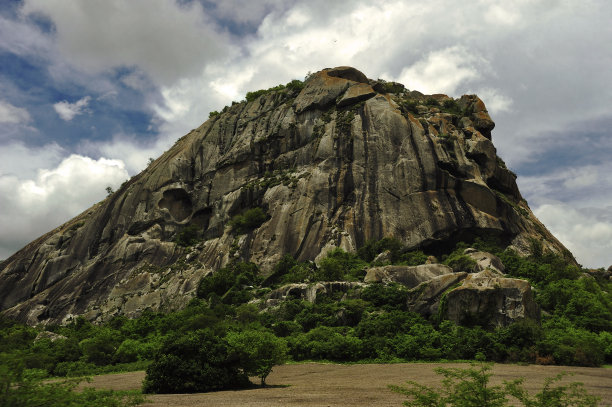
[85,362,612,406]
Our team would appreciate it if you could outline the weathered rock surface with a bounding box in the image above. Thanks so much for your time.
[34,331,67,342]
[444,270,540,328]
[406,272,468,318]
[0,66,571,325]
[266,281,364,305]
[367,250,540,326]
[464,248,505,274]
[364,264,453,287]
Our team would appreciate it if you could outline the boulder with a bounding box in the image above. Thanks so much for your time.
[294,67,370,113]
[444,270,540,328]
[337,83,376,108]
[372,250,392,265]
[464,249,505,274]
[406,272,468,318]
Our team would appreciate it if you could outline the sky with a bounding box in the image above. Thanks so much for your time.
[1,0,612,268]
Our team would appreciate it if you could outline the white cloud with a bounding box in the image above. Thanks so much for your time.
[0,100,31,124]
[471,88,513,114]
[534,203,612,268]
[519,163,612,209]
[79,132,177,175]
[208,0,285,24]
[53,96,91,121]
[21,0,231,86]
[120,70,152,91]
[483,3,521,26]
[0,141,64,179]
[397,46,486,95]
[0,13,51,57]
[0,154,128,260]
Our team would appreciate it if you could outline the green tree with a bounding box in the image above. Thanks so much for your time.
[142,330,248,394]
[226,329,287,386]
[80,328,122,366]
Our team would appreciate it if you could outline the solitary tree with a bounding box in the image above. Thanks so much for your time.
[226,329,287,386]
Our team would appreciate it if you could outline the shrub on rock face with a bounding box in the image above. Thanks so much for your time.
[229,207,268,234]
[142,330,249,394]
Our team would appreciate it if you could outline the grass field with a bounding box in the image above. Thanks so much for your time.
[82,362,612,406]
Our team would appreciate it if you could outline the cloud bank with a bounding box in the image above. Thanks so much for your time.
[1,0,611,268]
[0,154,128,259]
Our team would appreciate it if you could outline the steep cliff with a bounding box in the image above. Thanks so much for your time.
[0,67,571,325]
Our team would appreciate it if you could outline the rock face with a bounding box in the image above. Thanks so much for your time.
[0,66,571,325]
[266,281,364,305]
[464,248,505,274]
[445,270,540,327]
[384,252,539,327]
[364,264,453,287]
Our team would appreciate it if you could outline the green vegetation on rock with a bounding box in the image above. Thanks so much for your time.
[228,207,269,234]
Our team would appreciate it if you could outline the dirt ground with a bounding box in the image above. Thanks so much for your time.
[85,363,612,406]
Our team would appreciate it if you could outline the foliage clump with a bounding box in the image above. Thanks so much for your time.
[229,207,269,234]
[245,79,304,103]
[226,329,287,386]
[174,224,201,247]
[142,329,248,394]
[390,362,600,407]
[197,262,261,305]
[0,352,145,406]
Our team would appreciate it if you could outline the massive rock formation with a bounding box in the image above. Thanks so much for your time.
[0,66,570,325]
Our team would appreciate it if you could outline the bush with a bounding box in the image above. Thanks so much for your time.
[245,84,285,102]
[0,353,145,406]
[537,318,605,367]
[441,99,462,115]
[390,362,600,407]
[80,328,122,366]
[357,237,403,262]
[229,207,269,234]
[142,330,248,394]
[197,262,260,305]
[114,339,147,364]
[315,248,368,281]
[174,224,201,247]
[443,250,477,273]
[285,79,304,92]
[288,326,363,361]
[360,284,408,309]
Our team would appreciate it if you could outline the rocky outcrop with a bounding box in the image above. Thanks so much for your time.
[34,331,67,342]
[444,270,540,328]
[266,281,364,305]
[364,264,453,287]
[365,251,540,327]
[406,272,468,318]
[0,66,571,325]
[464,248,505,274]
